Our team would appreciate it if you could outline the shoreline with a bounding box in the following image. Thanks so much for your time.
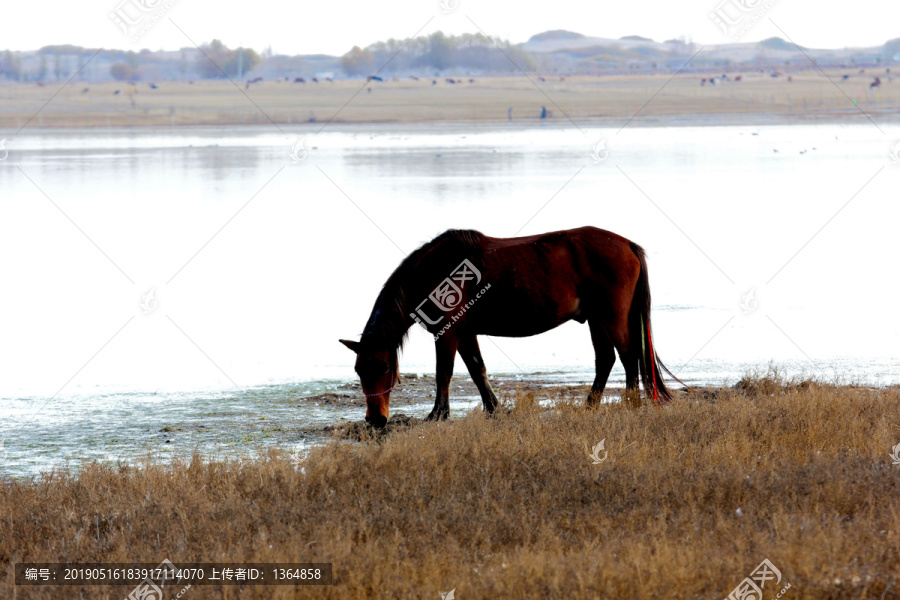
[2,72,898,130]
[1,372,896,479]
[4,110,897,132]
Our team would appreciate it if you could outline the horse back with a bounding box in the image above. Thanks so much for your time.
[463,227,641,336]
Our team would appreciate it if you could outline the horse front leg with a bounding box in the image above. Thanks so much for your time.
[426,334,459,421]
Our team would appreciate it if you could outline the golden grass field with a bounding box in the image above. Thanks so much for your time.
[1,373,898,599]
[1,71,898,128]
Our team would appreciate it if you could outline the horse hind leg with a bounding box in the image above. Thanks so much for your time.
[587,318,616,406]
[458,335,499,414]
[620,352,642,408]
[605,316,642,408]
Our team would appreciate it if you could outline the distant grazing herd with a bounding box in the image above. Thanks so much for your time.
[700,67,889,89]
[33,67,893,96]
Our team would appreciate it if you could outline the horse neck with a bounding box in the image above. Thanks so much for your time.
[364,232,470,345]
[362,288,411,350]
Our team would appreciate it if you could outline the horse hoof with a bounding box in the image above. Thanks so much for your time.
[425,410,449,421]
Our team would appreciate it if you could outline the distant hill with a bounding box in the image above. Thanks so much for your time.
[526,30,585,43]
[759,37,802,51]
[522,31,684,54]
[522,29,897,72]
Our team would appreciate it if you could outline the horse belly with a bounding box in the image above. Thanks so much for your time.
[474,292,582,337]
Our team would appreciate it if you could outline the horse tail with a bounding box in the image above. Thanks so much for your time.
[629,243,682,404]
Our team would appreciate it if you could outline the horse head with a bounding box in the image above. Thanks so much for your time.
[339,338,399,428]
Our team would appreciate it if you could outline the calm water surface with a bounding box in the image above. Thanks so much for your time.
[1,122,897,476]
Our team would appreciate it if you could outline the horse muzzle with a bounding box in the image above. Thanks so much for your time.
[365,413,388,428]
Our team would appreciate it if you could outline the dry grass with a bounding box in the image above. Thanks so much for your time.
[1,71,899,128]
[2,375,899,599]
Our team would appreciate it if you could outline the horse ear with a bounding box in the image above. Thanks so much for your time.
[339,339,361,353]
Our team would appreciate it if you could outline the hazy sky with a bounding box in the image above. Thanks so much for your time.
[2,0,898,55]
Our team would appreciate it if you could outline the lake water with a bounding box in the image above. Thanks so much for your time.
[1,122,898,476]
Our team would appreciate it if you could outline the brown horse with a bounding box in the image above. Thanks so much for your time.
[340,227,679,427]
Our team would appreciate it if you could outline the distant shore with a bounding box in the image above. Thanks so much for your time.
[2,71,898,129]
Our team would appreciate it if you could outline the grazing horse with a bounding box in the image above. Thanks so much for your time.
[340,227,679,428]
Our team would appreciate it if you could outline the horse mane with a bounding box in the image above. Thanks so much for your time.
[360,229,486,352]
